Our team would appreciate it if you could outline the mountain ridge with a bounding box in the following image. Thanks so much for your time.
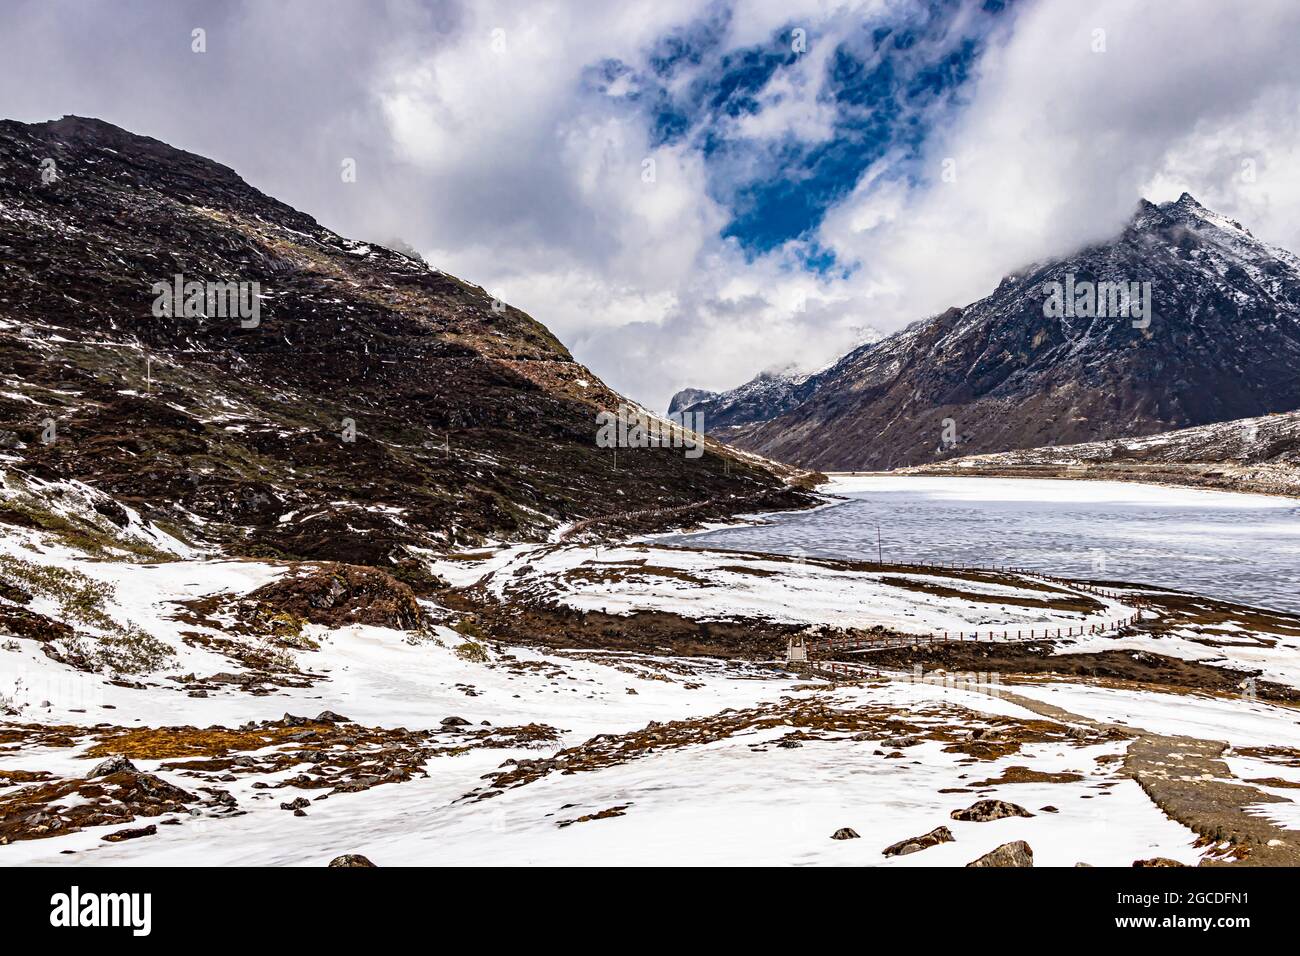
[714,193,1300,470]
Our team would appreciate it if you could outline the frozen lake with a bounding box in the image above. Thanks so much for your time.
[659,476,1300,614]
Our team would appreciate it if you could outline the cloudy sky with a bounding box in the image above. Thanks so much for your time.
[3,0,1300,410]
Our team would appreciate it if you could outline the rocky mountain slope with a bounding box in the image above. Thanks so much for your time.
[900,409,1300,497]
[719,195,1300,470]
[0,116,811,568]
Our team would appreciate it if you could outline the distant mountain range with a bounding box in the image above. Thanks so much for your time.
[674,194,1300,471]
[667,326,884,431]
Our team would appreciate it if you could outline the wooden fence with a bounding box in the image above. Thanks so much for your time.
[804,611,1141,659]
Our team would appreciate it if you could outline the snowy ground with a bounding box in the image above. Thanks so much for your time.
[4,474,1300,866]
[2,644,1204,867]
[459,542,1136,636]
[0,528,1202,867]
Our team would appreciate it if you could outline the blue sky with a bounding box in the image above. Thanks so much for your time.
[594,1,1013,266]
[4,0,1300,410]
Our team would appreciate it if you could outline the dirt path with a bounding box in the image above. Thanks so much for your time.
[557,498,725,541]
[1123,734,1296,866]
[818,661,1300,865]
[967,683,1300,866]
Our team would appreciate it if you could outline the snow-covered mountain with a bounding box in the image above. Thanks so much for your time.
[667,326,885,431]
[668,366,812,431]
[719,194,1300,470]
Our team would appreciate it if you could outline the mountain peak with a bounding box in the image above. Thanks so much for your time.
[39,114,139,138]
[666,387,716,415]
[1131,191,1204,217]
[24,114,240,178]
[1129,191,1251,236]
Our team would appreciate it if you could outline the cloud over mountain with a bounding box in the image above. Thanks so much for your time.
[5,0,1300,410]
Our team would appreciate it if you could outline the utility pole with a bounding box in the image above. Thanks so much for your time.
[876,522,883,565]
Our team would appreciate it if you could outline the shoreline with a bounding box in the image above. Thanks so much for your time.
[848,463,1300,503]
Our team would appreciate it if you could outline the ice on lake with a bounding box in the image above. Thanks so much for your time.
[657,476,1300,614]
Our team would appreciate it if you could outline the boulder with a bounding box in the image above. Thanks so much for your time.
[88,756,138,778]
[1133,857,1186,867]
[950,799,1034,822]
[101,824,157,843]
[246,563,424,630]
[329,854,377,867]
[966,840,1034,867]
[882,826,955,857]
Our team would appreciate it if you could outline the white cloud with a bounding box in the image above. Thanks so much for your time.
[367,0,887,406]
[5,0,1300,412]
[819,0,1300,340]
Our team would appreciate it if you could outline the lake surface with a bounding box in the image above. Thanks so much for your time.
[657,476,1300,614]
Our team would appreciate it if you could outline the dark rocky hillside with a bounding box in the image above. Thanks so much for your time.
[0,116,810,565]
[723,194,1300,470]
